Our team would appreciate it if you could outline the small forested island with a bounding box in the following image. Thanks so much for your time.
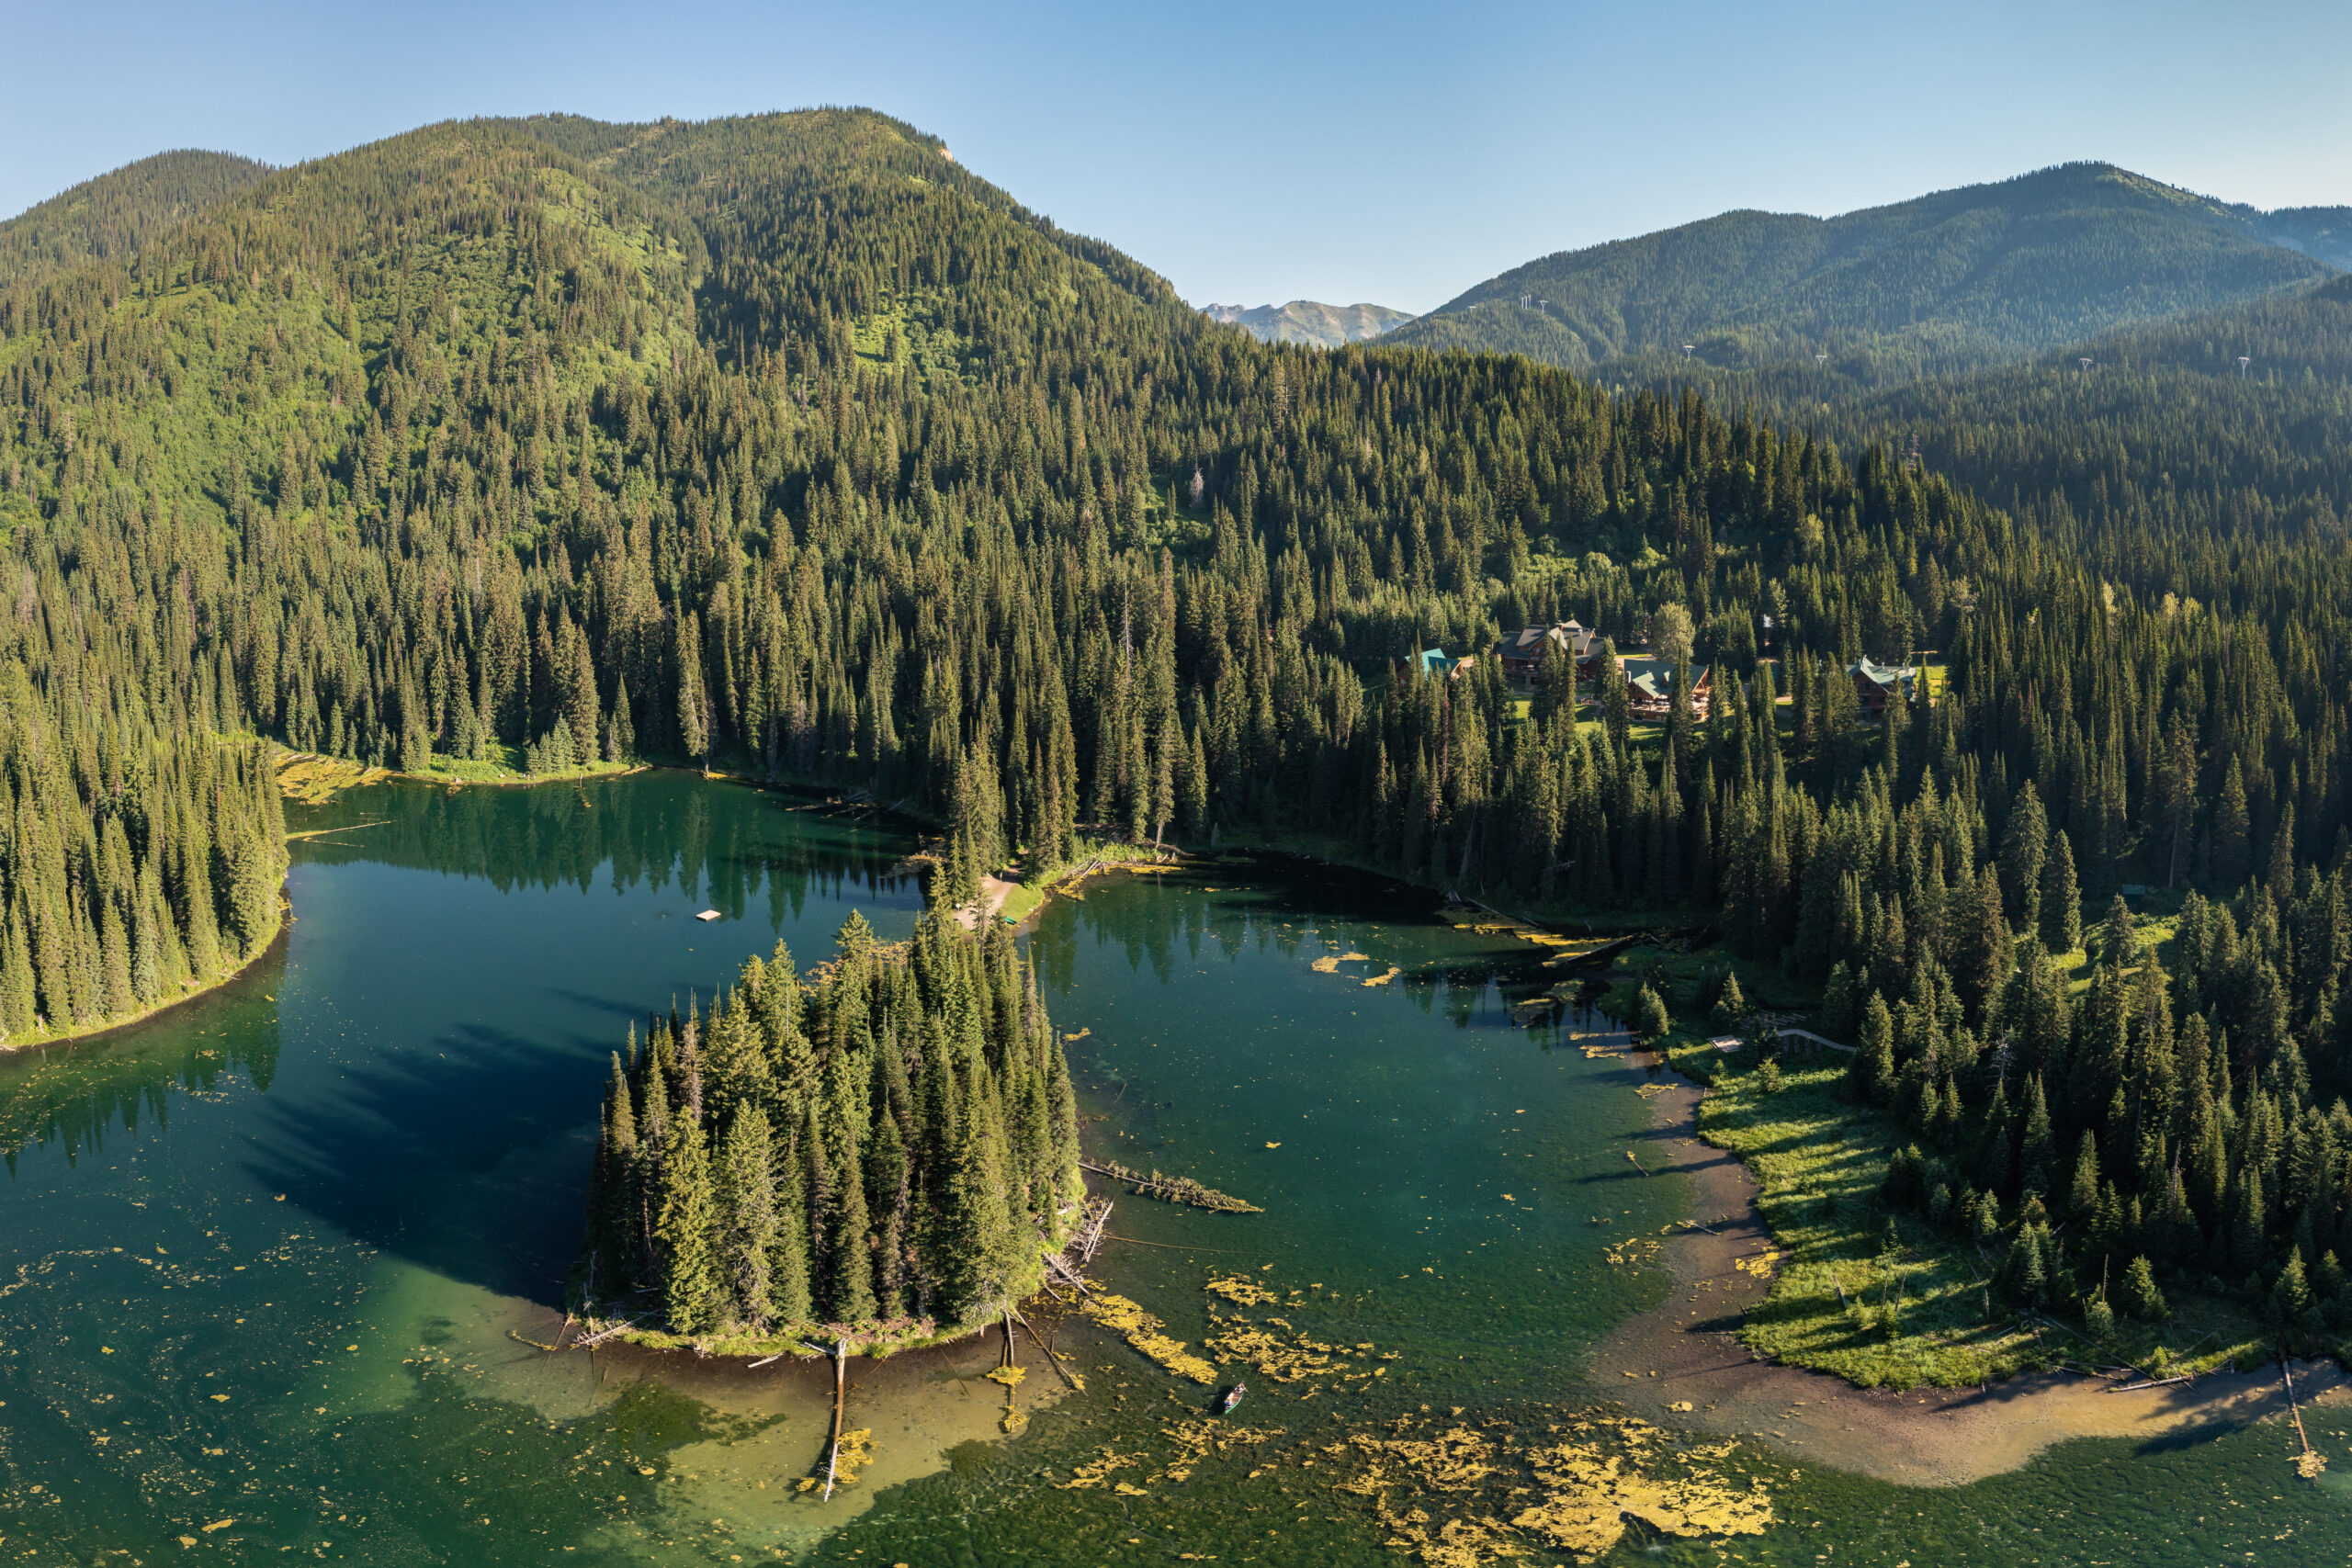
[576,910,1081,1348]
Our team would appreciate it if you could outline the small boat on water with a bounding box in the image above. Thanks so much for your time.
[1220,1382,1247,1415]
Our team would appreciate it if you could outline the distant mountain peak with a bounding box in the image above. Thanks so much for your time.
[1202,299,1414,348]
[1383,162,2346,380]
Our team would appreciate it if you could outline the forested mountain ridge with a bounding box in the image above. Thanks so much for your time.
[1201,300,1414,347]
[1625,267,2352,556]
[9,107,2352,1334]
[1385,163,2345,383]
[0,149,270,293]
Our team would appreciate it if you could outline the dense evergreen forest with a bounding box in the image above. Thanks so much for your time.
[5,107,2352,1322]
[581,911,1080,1337]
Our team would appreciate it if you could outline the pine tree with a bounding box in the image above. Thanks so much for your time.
[2067,1132,2101,1220]
[1999,784,2048,930]
[2018,1076,2057,1196]
[1855,992,1896,1103]
[2274,1251,2314,1330]
[1713,969,1747,1023]
[2040,830,2082,955]
[2120,1255,2168,1321]
[2006,1223,2049,1304]
[656,1120,725,1335]
[226,832,279,960]
[718,1106,780,1330]
[771,1142,814,1327]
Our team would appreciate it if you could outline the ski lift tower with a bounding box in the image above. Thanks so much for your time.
[2237,355,2252,380]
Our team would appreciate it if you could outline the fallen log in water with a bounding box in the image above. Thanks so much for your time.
[1079,1157,1262,1213]
[822,1338,848,1502]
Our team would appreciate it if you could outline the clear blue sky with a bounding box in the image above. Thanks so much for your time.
[10,0,2348,313]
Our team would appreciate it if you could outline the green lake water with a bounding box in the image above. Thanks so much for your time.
[0,773,2346,1563]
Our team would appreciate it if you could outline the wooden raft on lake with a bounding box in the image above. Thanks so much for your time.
[1079,1158,1262,1213]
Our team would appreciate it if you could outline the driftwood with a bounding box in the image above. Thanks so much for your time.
[2283,1359,2326,1477]
[570,1318,648,1348]
[1079,1157,1261,1213]
[821,1338,849,1502]
[1045,1252,1093,1295]
[1012,1308,1081,1392]
[1078,1198,1114,1264]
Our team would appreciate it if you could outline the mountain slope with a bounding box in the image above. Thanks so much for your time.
[1201,299,1413,346]
[1385,163,2345,379]
[0,148,269,291]
[502,108,1195,378]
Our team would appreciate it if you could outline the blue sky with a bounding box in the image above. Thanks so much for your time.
[10,0,2348,313]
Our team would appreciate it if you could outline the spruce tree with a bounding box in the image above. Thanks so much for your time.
[718,1106,780,1330]
[1999,784,2048,930]
[1855,992,1896,1103]
[2041,831,2082,954]
[656,1120,725,1335]
[2018,1076,2057,1196]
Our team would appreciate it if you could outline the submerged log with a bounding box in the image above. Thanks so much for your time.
[1080,1157,1262,1213]
[822,1338,848,1502]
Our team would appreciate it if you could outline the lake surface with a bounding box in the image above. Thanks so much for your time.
[0,773,2346,1564]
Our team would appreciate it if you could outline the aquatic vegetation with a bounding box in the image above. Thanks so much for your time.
[1159,1418,1287,1482]
[1054,1447,1146,1490]
[1600,1236,1662,1269]
[1204,1274,1282,1307]
[797,1428,875,1491]
[989,1363,1030,1433]
[1339,1414,1772,1566]
[1080,1291,1217,1383]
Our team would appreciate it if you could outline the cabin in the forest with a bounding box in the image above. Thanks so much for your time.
[1847,658,1920,719]
[1617,657,1713,720]
[1491,619,1601,682]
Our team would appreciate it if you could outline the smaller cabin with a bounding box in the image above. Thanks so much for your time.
[1617,658,1713,720]
[1419,648,1452,680]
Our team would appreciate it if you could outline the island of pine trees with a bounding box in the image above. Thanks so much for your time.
[579,910,1081,1344]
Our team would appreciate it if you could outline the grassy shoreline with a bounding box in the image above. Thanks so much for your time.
[1620,922,2284,1391]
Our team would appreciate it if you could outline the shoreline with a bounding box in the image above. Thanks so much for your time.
[1593,1042,2347,1486]
[0,889,289,1056]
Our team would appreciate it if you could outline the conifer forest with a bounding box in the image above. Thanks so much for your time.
[7,106,2352,1348]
